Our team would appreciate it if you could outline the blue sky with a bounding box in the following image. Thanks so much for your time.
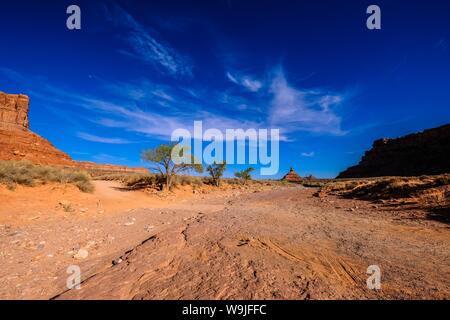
[1,0,449,178]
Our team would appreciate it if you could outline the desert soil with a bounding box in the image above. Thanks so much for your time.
[0,181,448,300]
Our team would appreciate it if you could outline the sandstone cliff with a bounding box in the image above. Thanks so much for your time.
[0,91,147,174]
[0,92,29,130]
[282,168,302,183]
[76,161,148,176]
[337,124,450,178]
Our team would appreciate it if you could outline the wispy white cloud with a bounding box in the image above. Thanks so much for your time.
[1,66,349,143]
[91,153,129,165]
[301,151,315,157]
[434,38,448,51]
[151,89,174,102]
[105,4,192,77]
[76,132,132,144]
[269,69,345,136]
[226,72,263,92]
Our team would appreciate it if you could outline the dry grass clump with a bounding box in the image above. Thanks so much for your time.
[322,175,450,204]
[0,160,94,192]
[125,174,160,189]
[93,173,132,182]
[95,172,293,191]
[300,179,330,188]
[172,175,204,187]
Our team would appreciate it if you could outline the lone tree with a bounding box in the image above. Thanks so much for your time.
[234,167,254,185]
[207,162,226,187]
[142,144,203,191]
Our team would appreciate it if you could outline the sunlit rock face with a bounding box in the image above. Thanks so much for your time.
[0,92,29,130]
[0,91,147,174]
[282,168,302,183]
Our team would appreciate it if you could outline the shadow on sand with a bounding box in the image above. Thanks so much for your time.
[426,205,450,225]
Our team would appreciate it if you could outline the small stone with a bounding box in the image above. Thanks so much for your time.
[124,221,134,226]
[59,200,74,212]
[74,248,89,259]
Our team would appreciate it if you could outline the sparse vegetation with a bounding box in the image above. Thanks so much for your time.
[142,144,203,191]
[234,167,254,185]
[320,175,450,206]
[207,162,226,187]
[0,160,94,192]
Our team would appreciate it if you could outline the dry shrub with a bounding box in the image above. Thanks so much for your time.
[322,174,450,202]
[0,160,94,192]
[124,174,159,189]
[172,175,203,187]
[93,173,132,182]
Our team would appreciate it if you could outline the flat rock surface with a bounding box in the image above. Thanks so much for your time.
[1,183,448,300]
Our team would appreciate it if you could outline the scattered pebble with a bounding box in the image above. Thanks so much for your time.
[73,248,89,260]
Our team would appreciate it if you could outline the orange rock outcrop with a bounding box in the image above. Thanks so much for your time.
[0,91,147,174]
[282,168,302,183]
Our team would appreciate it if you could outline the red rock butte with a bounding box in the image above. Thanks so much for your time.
[337,123,450,178]
[282,167,302,183]
[0,91,147,175]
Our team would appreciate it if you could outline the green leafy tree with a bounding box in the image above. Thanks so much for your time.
[142,144,203,190]
[234,167,254,185]
[207,162,226,187]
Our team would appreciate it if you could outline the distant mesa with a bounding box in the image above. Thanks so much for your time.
[0,91,147,175]
[282,167,302,183]
[338,124,450,178]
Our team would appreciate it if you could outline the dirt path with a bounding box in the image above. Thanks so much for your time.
[1,185,448,299]
[56,188,449,300]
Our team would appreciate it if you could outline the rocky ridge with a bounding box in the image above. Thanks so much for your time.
[338,124,450,178]
[0,91,147,174]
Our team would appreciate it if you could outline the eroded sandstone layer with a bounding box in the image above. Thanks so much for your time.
[0,92,29,130]
[338,124,450,178]
[282,167,302,183]
[0,91,147,174]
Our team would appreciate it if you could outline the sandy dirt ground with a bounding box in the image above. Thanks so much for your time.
[0,181,448,300]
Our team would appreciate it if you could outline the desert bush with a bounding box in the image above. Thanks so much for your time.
[172,175,203,187]
[141,143,203,190]
[207,162,227,187]
[321,174,450,201]
[93,173,131,182]
[234,167,254,184]
[124,174,159,189]
[0,160,94,192]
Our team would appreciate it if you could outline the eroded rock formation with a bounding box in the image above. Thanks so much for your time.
[282,168,302,183]
[0,91,147,174]
[0,92,29,130]
[338,124,450,178]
